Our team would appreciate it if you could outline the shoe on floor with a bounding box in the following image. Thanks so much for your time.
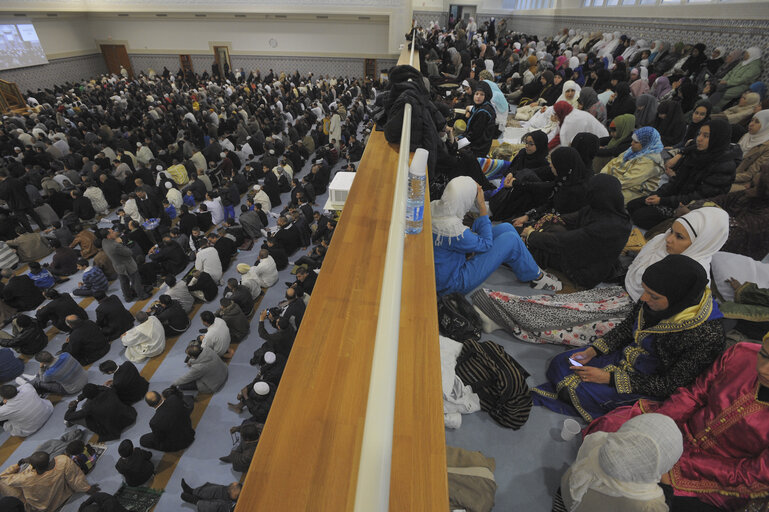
[530,271,562,292]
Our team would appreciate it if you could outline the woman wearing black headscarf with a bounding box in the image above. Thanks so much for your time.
[607,82,637,120]
[673,99,711,149]
[509,130,550,178]
[522,174,631,288]
[571,132,600,168]
[682,43,707,78]
[540,71,564,105]
[463,80,497,157]
[509,147,592,226]
[654,100,686,146]
[592,68,612,93]
[532,253,725,422]
[627,118,739,229]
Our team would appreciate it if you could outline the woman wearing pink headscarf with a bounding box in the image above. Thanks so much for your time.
[629,67,650,97]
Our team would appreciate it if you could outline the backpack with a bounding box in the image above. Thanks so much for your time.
[454,339,532,429]
[438,293,482,343]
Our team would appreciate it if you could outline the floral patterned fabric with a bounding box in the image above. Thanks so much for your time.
[472,286,633,347]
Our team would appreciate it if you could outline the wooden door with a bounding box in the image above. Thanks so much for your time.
[213,45,230,78]
[100,44,134,79]
[179,54,194,74]
[364,59,376,80]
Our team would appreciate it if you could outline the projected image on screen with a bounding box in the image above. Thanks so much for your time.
[0,24,48,71]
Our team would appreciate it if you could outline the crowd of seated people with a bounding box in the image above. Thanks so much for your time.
[408,18,768,512]
[0,61,363,509]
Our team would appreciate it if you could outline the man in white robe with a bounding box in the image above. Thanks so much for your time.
[121,311,165,363]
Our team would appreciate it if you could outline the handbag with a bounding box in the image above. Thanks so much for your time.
[438,293,482,343]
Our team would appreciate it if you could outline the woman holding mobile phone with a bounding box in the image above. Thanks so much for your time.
[532,254,725,422]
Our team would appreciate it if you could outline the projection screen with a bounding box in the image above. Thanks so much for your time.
[0,23,48,71]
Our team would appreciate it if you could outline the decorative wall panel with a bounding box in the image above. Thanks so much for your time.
[0,54,107,93]
[129,54,391,80]
[504,15,769,82]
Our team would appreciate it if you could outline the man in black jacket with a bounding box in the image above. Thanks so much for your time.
[224,278,254,316]
[262,237,288,271]
[273,216,302,255]
[270,287,305,330]
[0,314,47,355]
[187,270,218,302]
[61,315,109,365]
[36,289,88,332]
[140,389,195,452]
[1,269,44,312]
[94,292,135,341]
[153,294,190,337]
[209,231,237,271]
[0,169,44,231]
[290,267,317,296]
[64,383,137,442]
[70,189,96,221]
[148,236,188,277]
[256,310,296,359]
[99,359,149,405]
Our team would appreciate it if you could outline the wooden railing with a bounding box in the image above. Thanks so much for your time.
[235,43,448,511]
[0,79,26,114]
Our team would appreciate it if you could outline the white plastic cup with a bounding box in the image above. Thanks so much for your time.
[561,418,581,441]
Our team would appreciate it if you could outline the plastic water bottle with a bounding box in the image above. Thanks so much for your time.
[405,148,428,234]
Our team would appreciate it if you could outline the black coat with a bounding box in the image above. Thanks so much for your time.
[266,244,288,271]
[115,448,154,487]
[189,271,218,302]
[227,285,254,316]
[49,247,79,276]
[64,387,137,441]
[96,295,135,341]
[147,394,195,451]
[273,225,302,256]
[213,235,237,270]
[656,144,740,207]
[257,321,295,358]
[112,361,149,404]
[0,321,47,355]
[36,294,87,332]
[149,242,188,276]
[0,177,33,210]
[72,196,96,221]
[63,319,109,365]
[178,212,198,236]
[2,275,44,311]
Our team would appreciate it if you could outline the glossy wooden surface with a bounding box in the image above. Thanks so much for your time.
[236,46,447,511]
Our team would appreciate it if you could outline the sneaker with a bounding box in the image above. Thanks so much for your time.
[530,271,562,292]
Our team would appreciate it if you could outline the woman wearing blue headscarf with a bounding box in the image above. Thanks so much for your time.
[600,126,665,204]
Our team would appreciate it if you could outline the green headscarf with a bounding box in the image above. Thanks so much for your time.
[607,113,636,148]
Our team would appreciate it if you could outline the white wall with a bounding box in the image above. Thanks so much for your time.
[29,17,97,58]
[88,18,391,58]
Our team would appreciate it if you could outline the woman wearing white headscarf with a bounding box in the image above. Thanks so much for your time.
[732,110,769,191]
[598,33,621,59]
[557,80,581,107]
[432,176,562,295]
[624,207,729,301]
[555,413,683,512]
[715,46,763,109]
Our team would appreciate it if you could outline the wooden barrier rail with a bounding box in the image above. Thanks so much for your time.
[235,45,447,511]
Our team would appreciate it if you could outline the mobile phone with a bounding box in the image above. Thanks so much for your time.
[569,357,583,367]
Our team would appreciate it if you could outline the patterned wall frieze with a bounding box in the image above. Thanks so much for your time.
[0,53,107,93]
[507,15,769,82]
[129,53,395,80]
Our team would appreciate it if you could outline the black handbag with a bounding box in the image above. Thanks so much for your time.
[438,293,482,343]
